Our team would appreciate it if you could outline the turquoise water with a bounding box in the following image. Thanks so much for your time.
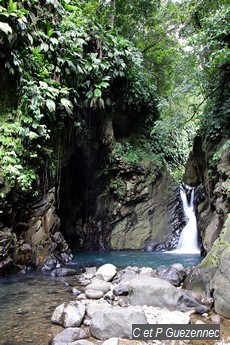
[71,250,202,269]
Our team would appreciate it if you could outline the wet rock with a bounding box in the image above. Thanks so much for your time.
[96,263,117,282]
[60,252,73,263]
[129,276,210,313]
[50,327,88,345]
[42,256,60,271]
[51,268,79,277]
[51,301,85,328]
[90,306,147,340]
[85,278,111,294]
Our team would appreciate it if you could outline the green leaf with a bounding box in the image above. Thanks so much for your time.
[94,89,102,98]
[100,82,109,88]
[46,99,56,112]
[60,98,73,114]
[0,22,12,34]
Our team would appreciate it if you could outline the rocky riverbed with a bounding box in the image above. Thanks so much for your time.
[45,263,229,345]
[0,262,229,345]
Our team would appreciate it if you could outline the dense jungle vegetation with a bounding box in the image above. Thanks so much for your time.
[0,0,229,197]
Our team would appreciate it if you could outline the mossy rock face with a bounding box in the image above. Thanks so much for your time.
[200,215,230,318]
[110,168,177,250]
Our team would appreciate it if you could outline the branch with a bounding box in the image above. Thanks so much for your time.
[180,84,223,127]
[142,26,176,54]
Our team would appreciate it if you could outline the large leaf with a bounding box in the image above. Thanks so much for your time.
[0,22,12,35]
[60,98,73,114]
[46,99,56,112]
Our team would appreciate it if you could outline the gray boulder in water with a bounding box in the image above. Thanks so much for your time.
[129,276,209,314]
[51,267,81,277]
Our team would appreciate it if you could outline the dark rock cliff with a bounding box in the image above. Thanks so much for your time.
[184,137,230,317]
[0,188,72,276]
[56,107,185,252]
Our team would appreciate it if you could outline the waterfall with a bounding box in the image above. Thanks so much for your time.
[173,185,200,254]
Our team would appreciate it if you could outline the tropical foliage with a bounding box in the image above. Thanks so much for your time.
[0,0,155,193]
[0,0,229,194]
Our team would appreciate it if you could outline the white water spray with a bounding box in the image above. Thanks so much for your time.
[173,185,200,254]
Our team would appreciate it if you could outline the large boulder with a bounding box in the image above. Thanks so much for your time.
[96,263,117,282]
[51,301,85,328]
[129,276,209,313]
[90,306,147,340]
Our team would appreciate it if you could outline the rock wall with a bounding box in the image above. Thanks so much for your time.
[0,188,72,276]
[184,138,230,254]
[200,214,230,318]
[58,153,185,251]
[108,162,180,251]
[184,138,230,317]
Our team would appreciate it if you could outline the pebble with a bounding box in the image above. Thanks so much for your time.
[209,314,221,324]
[202,313,209,317]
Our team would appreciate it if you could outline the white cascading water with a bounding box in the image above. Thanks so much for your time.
[173,185,200,254]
